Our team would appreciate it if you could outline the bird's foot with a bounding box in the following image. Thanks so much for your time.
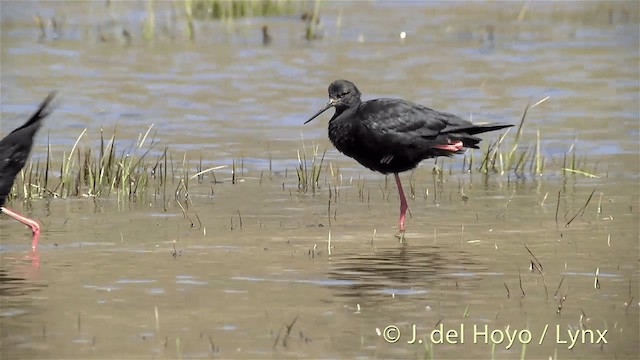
[1,207,41,250]
[394,231,406,244]
[30,224,41,251]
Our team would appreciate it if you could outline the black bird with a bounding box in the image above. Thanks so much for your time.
[0,92,56,251]
[304,80,512,232]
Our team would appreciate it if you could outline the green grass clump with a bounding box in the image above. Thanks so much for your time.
[469,99,598,178]
[8,125,224,206]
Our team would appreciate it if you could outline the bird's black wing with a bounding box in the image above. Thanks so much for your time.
[358,98,471,140]
[0,93,56,204]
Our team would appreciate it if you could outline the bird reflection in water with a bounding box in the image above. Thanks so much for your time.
[326,244,486,305]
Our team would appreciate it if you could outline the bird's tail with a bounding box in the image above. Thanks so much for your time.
[444,123,512,150]
[444,122,513,136]
[9,91,57,135]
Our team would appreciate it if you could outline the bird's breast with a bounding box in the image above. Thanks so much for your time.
[328,119,361,156]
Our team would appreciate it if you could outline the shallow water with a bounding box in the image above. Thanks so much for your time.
[1,1,639,359]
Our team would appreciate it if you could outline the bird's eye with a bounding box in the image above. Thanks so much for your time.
[334,90,349,100]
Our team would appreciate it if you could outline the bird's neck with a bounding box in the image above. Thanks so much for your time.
[330,107,347,122]
[328,103,361,146]
[330,102,360,123]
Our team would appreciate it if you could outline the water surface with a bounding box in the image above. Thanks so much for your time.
[1,1,638,359]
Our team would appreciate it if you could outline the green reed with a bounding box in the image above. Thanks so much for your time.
[184,0,195,41]
[142,0,156,41]
[304,0,322,40]
[295,136,327,194]
[189,0,296,21]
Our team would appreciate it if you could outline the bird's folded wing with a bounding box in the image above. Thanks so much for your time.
[359,98,467,139]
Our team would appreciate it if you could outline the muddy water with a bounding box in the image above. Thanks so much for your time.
[1,1,639,359]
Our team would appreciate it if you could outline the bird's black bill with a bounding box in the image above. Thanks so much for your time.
[303,100,334,124]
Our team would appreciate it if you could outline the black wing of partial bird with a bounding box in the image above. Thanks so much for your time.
[358,98,512,156]
[358,98,468,138]
[0,92,56,205]
[360,98,512,137]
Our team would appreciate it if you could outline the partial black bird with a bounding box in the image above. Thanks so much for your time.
[1,92,56,251]
[304,80,512,233]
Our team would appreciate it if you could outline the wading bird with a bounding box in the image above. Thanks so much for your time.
[304,80,511,233]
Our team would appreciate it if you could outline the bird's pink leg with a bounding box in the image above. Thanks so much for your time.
[1,207,40,251]
[394,173,408,232]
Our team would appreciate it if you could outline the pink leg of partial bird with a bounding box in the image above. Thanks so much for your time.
[1,207,40,251]
[394,173,408,232]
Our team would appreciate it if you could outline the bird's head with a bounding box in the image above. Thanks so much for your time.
[304,80,361,124]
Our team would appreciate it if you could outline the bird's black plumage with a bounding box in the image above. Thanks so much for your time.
[305,80,512,174]
[304,80,512,233]
[1,92,56,207]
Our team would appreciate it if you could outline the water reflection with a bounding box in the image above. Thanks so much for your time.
[0,267,44,299]
[0,266,47,358]
[327,244,491,303]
